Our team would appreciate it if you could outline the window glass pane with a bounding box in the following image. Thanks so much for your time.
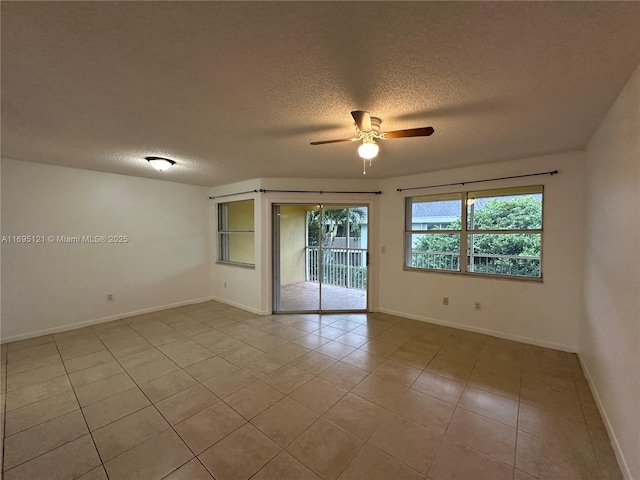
[409,194,462,231]
[405,186,543,280]
[467,233,541,277]
[220,232,255,265]
[467,187,542,231]
[227,200,254,231]
[217,203,227,231]
[348,207,367,248]
[408,233,460,271]
[217,199,255,265]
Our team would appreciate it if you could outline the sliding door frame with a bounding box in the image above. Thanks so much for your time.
[272,203,369,314]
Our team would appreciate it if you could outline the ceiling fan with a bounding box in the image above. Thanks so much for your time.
[310,110,434,174]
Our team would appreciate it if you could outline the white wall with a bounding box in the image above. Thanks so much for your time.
[209,179,265,313]
[581,64,639,480]
[377,151,585,351]
[210,165,586,352]
[1,159,213,341]
[210,177,381,314]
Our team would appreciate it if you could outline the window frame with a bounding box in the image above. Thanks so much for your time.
[404,192,463,273]
[217,199,256,268]
[404,186,543,281]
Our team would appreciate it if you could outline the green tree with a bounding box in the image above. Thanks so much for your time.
[470,195,541,231]
[413,196,541,276]
[306,207,368,288]
[306,207,366,247]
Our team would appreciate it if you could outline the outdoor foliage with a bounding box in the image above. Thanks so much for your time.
[306,207,369,290]
[413,196,542,276]
[307,207,366,247]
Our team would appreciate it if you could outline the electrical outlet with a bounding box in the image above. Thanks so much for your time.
[442,297,449,306]
[474,302,481,310]
[107,294,113,301]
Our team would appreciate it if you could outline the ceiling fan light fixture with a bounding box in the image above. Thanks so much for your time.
[310,110,433,173]
[357,140,379,160]
[145,156,176,171]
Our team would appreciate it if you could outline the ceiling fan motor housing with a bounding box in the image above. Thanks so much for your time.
[369,116,382,133]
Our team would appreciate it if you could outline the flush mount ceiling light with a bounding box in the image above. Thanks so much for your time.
[310,110,434,174]
[145,156,176,171]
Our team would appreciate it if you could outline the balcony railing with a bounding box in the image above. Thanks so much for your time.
[410,251,460,271]
[410,250,540,277]
[467,253,540,277]
[305,247,367,290]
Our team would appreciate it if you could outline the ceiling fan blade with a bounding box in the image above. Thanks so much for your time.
[351,110,372,132]
[310,138,357,145]
[383,127,435,139]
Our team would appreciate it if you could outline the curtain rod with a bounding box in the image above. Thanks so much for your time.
[209,189,259,200]
[396,170,558,192]
[259,189,382,195]
[210,188,383,199]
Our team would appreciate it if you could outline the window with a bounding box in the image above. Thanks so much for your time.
[405,186,543,279]
[405,193,462,272]
[217,199,255,267]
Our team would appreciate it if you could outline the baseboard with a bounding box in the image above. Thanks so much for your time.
[377,307,578,352]
[578,354,632,480]
[209,295,270,316]
[0,296,217,344]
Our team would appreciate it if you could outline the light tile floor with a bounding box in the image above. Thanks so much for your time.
[0,301,622,480]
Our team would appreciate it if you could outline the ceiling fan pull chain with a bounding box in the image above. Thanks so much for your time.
[363,157,367,175]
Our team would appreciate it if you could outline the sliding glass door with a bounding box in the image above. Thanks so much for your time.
[273,204,368,313]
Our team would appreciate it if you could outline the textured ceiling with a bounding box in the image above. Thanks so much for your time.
[2,2,639,187]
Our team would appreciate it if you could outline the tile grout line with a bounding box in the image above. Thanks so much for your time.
[183,317,330,477]
[20,313,337,477]
[573,358,605,479]
[101,314,254,479]
[513,353,524,480]
[52,339,109,480]
[155,312,388,479]
[2,354,7,478]
[4,309,606,480]
[1,340,108,478]
[311,325,453,480]
[6,315,461,477]
[422,331,471,480]
[67,323,185,458]
[262,360,356,477]
[2,376,73,415]
[321,377,432,480]
[2,363,73,437]
[148,310,349,476]
[94,323,208,478]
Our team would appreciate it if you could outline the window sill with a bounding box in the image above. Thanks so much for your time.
[402,266,543,283]
[215,261,256,269]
